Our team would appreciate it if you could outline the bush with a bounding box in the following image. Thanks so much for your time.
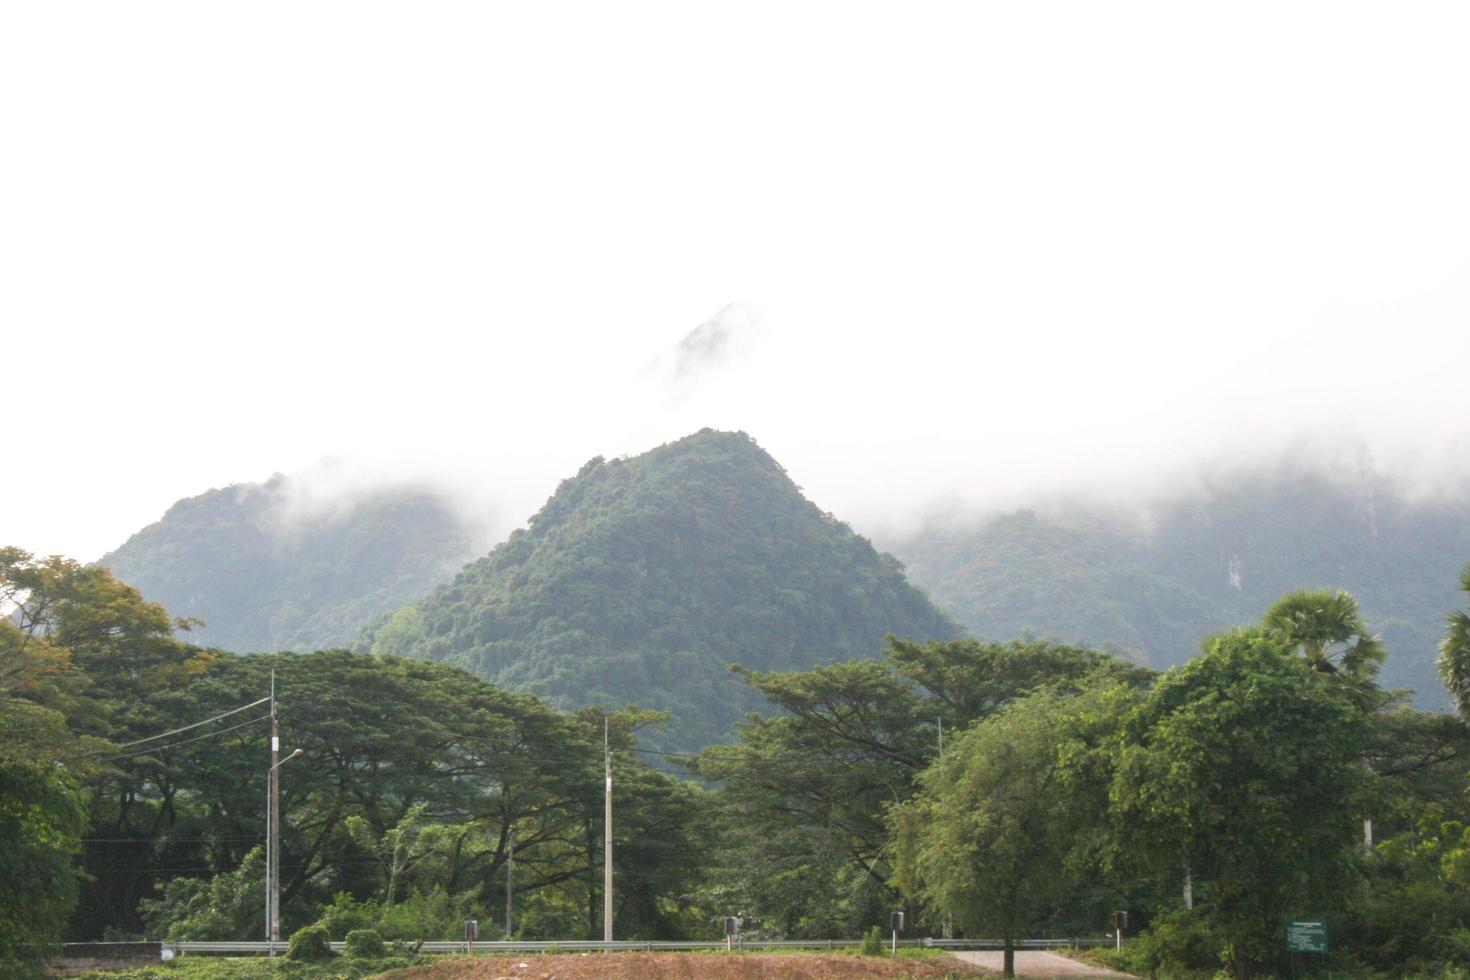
[344,928,386,959]
[286,923,334,961]
[315,892,382,940]
[1108,908,1222,978]
[859,924,884,956]
[373,886,479,940]
[138,847,265,941]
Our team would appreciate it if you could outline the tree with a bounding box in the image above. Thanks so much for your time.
[891,684,1130,977]
[0,548,118,969]
[1261,589,1385,706]
[0,745,87,973]
[697,639,1148,937]
[1110,629,1370,978]
[137,847,266,941]
[1436,562,1470,717]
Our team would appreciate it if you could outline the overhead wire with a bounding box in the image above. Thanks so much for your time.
[98,714,270,763]
[99,696,271,752]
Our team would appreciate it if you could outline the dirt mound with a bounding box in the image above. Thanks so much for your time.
[380,951,989,979]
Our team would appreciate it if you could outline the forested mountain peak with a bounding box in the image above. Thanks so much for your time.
[99,474,481,654]
[358,429,959,751]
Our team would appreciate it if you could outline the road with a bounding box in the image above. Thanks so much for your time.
[950,950,1135,977]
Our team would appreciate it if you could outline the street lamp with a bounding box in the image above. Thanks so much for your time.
[266,747,303,954]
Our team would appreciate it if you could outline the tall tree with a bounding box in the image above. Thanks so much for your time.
[891,683,1130,977]
[1262,588,1386,707]
[698,638,1148,936]
[1111,628,1370,978]
[1261,588,1384,678]
[1436,562,1470,717]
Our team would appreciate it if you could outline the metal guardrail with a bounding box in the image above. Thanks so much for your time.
[168,936,1112,956]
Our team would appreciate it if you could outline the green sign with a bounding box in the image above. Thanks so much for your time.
[1286,920,1328,953]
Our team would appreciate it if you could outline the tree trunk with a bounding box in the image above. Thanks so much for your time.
[1004,936,1015,977]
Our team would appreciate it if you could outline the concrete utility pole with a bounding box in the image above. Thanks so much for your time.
[604,717,613,943]
[264,670,302,955]
[939,717,952,940]
[505,828,514,938]
[265,671,277,949]
[270,671,281,949]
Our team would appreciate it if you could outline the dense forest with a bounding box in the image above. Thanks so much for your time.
[356,430,959,751]
[9,541,1470,977]
[100,475,479,654]
[893,469,1470,710]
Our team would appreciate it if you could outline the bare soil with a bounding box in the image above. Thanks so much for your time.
[378,951,990,979]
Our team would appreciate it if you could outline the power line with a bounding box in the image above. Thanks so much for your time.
[82,837,265,844]
[98,714,270,763]
[91,696,271,753]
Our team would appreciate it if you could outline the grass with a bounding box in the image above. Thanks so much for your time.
[78,954,421,980]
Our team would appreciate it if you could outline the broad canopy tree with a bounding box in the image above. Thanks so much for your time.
[1109,628,1371,978]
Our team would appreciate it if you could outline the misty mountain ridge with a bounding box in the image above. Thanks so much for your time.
[355,428,961,751]
[100,472,482,653]
[888,466,1470,710]
[94,433,1470,741]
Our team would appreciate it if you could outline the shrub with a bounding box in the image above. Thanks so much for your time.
[344,928,386,959]
[286,923,334,961]
[374,886,478,940]
[859,924,884,956]
[1110,908,1223,978]
[315,892,382,940]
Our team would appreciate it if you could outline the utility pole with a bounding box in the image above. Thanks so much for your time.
[505,827,514,938]
[603,716,613,943]
[939,717,952,940]
[270,669,281,950]
[264,675,273,952]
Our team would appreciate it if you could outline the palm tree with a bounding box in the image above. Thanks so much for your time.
[1262,589,1385,710]
[1436,563,1470,718]
[1262,588,1385,679]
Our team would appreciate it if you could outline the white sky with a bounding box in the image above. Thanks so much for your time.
[4,2,1469,561]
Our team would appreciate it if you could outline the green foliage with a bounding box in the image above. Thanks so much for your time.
[1263,588,1386,707]
[285,923,333,961]
[38,603,707,943]
[358,430,958,752]
[859,924,884,956]
[0,758,87,972]
[313,893,381,940]
[0,548,171,966]
[1438,562,1470,716]
[891,683,1133,955]
[99,475,479,653]
[1111,628,1371,977]
[76,955,417,979]
[701,638,1148,938]
[139,848,265,941]
[372,887,478,941]
[1106,908,1224,979]
[342,928,385,958]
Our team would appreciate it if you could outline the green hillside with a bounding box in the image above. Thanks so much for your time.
[358,430,960,750]
[893,471,1470,708]
[100,475,479,653]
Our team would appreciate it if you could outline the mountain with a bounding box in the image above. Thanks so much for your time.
[357,430,960,750]
[100,475,480,653]
[891,471,1470,709]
